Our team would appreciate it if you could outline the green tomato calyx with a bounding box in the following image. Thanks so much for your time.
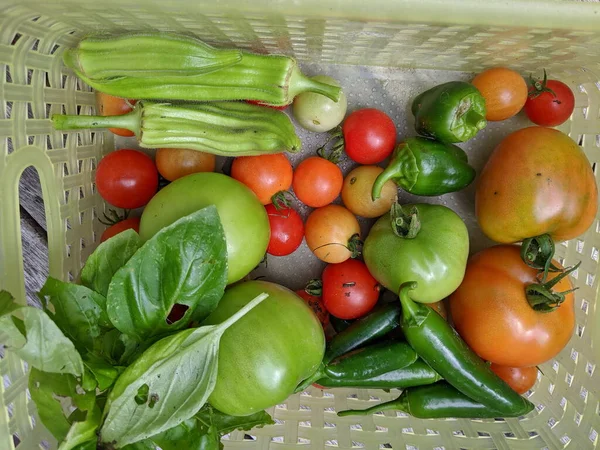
[390,203,421,239]
[525,261,580,313]
[520,233,562,282]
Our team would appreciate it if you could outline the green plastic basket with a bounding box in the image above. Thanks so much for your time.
[1,1,600,448]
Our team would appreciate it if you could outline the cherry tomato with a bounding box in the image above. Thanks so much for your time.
[341,165,397,218]
[342,108,396,164]
[155,148,215,182]
[322,259,380,320]
[232,154,293,205]
[305,204,360,264]
[100,217,140,242]
[293,75,347,133]
[449,245,575,367]
[96,149,158,209]
[490,364,538,395]
[265,204,304,256]
[295,289,330,329]
[476,127,597,243]
[292,156,343,208]
[95,92,136,137]
[246,100,289,111]
[472,68,528,121]
[524,72,575,127]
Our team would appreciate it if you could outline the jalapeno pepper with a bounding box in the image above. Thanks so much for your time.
[398,282,534,416]
[412,81,486,143]
[338,382,531,418]
[324,341,418,379]
[372,137,476,199]
[316,359,441,389]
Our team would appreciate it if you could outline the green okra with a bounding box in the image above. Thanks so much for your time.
[64,32,341,106]
[51,101,301,156]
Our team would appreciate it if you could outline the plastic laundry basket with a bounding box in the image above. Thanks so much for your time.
[1,1,600,449]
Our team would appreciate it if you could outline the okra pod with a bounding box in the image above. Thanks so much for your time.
[316,359,441,389]
[324,341,418,380]
[338,382,532,418]
[398,282,534,416]
[52,101,301,156]
[64,33,341,106]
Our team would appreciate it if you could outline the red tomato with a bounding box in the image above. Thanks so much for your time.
[342,108,396,164]
[322,259,380,320]
[100,217,140,242]
[524,73,575,127]
[265,204,304,256]
[96,149,158,209]
[490,364,538,395]
[231,154,293,205]
[292,156,343,208]
[246,99,290,111]
[295,289,330,329]
[95,92,136,137]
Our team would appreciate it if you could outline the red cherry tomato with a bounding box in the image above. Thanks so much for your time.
[95,92,137,137]
[342,108,396,164]
[100,217,140,242]
[322,259,380,320]
[265,204,304,256]
[292,156,343,208]
[490,364,538,395]
[231,154,293,205]
[246,99,290,111]
[524,73,575,127]
[295,289,330,329]
[96,149,158,209]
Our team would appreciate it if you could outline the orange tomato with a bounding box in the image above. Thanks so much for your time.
[293,156,343,208]
[341,165,397,218]
[95,92,136,137]
[155,148,216,182]
[472,68,527,121]
[426,300,447,320]
[231,154,293,205]
[305,205,360,263]
[476,127,597,243]
[490,364,538,395]
[449,245,575,368]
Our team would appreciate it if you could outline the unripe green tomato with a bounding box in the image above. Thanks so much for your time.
[203,281,326,416]
[293,75,347,132]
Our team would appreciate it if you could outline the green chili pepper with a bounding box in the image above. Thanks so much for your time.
[412,81,486,143]
[294,303,401,392]
[64,33,341,106]
[52,101,301,156]
[324,341,418,379]
[398,282,534,416]
[338,382,530,418]
[316,359,441,389]
[330,316,354,334]
[372,137,476,199]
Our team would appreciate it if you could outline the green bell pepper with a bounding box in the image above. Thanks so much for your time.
[372,137,476,199]
[412,81,486,143]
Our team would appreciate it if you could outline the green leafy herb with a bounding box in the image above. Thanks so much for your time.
[197,405,274,435]
[58,404,102,450]
[0,291,83,376]
[39,277,111,352]
[100,292,268,448]
[106,206,227,341]
[83,355,124,391]
[81,229,141,297]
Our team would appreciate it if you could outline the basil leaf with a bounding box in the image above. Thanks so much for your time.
[39,277,111,352]
[121,441,157,450]
[28,369,96,442]
[100,293,268,448]
[151,418,208,450]
[83,355,124,391]
[58,404,102,450]
[0,290,20,315]
[0,292,83,376]
[81,229,141,297]
[199,406,274,435]
[107,206,227,341]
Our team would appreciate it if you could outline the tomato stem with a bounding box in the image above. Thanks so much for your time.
[316,126,344,163]
[305,279,323,297]
[347,234,363,258]
[98,209,130,226]
[390,202,421,238]
[525,261,580,313]
[528,69,557,99]
[271,190,293,210]
[520,234,562,282]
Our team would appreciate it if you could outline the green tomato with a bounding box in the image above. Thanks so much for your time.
[364,203,469,303]
[139,172,269,285]
[292,75,347,132]
[203,281,325,416]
